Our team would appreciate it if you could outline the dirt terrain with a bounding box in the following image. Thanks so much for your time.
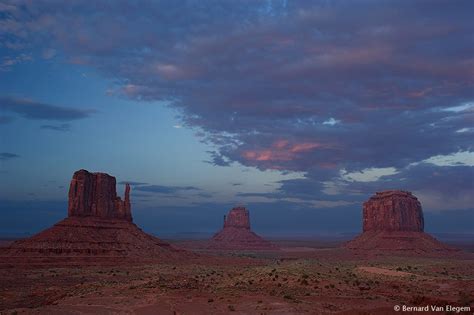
[1,240,473,315]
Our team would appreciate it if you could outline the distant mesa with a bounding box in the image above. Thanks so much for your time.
[209,206,277,250]
[346,190,455,253]
[3,169,186,263]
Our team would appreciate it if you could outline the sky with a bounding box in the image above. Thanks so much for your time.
[0,0,473,237]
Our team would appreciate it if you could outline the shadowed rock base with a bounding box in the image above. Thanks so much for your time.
[210,227,277,250]
[209,206,277,250]
[346,231,455,253]
[6,217,177,257]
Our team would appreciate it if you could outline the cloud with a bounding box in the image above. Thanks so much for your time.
[456,128,474,133]
[118,181,149,186]
[242,140,323,162]
[417,151,474,167]
[0,152,20,161]
[0,53,31,71]
[135,184,200,194]
[235,192,281,199]
[322,118,340,126]
[340,167,399,182]
[2,0,473,211]
[441,102,474,113]
[0,96,93,121]
[204,151,232,167]
[40,123,70,132]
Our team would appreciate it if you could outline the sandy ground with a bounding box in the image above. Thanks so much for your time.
[356,266,413,277]
[1,241,473,314]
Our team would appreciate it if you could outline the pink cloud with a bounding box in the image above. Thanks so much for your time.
[242,140,323,162]
[290,142,321,153]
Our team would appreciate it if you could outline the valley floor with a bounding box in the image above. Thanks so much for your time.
[0,241,473,315]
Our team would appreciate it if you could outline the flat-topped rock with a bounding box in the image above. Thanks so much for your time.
[224,206,250,229]
[363,190,423,232]
[2,169,188,262]
[346,190,456,254]
[209,206,277,250]
[68,169,132,221]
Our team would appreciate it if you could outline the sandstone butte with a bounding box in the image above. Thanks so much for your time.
[346,190,455,253]
[2,169,186,264]
[209,206,277,250]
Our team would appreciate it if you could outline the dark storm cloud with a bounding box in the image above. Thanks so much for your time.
[204,151,232,167]
[135,184,200,194]
[0,152,19,161]
[0,97,93,121]
[40,123,70,132]
[2,0,473,210]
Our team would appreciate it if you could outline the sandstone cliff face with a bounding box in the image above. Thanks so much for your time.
[346,190,454,253]
[3,169,187,260]
[223,206,250,229]
[68,169,132,221]
[363,190,423,232]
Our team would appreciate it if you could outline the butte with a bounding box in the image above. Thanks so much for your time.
[2,169,185,264]
[208,206,277,250]
[345,190,455,254]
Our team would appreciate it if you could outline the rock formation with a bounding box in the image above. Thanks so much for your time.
[68,169,132,221]
[346,190,454,253]
[363,191,423,232]
[224,206,251,229]
[2,169,186,264]
[209,206,277,250]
